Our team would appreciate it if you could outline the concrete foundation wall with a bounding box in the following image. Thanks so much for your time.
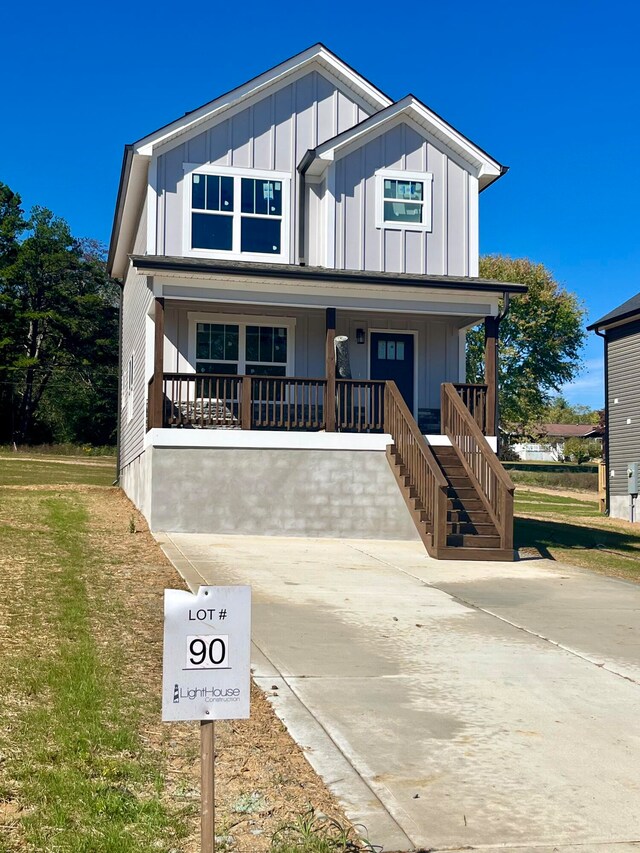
[610,494,639,523]
[145,446,419,540]
[120,450,152,521]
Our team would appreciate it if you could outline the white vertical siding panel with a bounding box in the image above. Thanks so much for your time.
[426,144,446,275]
[294,73,315,162]
[252,96,272,170]
[446,160,466,276]
[156,154,165,254]
[231,108,251,167]
[468,174,479,276]
[404,127,424,170]
[363,136,382,271]
[273,83,293,171]
[208,120,231,165]
[343,150,363,271]
[163,144,186,256]
[336,90,357,133]
[187,133,207,164]
[316,73,337,143]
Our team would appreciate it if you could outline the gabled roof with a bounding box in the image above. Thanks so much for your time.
[134,43,392,157]
[108,43,392,277]
[587,292,640,331]
[299,95,507,190]
[534,423,601,438]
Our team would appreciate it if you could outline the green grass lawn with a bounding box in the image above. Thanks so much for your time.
[515,489,640,580]
[0,462,190,851]
[0,456,116,487]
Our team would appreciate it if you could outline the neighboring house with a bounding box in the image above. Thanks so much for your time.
[589,293,640,521]
[108,44,526,559]
[512,423,602,462]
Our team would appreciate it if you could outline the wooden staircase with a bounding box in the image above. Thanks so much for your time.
[384,382,515,561]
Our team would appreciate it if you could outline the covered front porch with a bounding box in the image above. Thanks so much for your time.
[146,297,499,437]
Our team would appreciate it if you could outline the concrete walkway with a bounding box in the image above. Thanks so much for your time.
[157,533,640,853]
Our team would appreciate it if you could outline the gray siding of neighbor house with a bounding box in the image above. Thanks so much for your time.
[607,321,640,507]
[155,70,371,261]
[120,196,153,469]
[325,122,477,276]
[163,303,463,410]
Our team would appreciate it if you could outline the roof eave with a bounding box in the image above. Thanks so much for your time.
[131,254,527,295]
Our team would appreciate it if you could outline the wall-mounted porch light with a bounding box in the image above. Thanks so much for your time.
[356,328,365,345]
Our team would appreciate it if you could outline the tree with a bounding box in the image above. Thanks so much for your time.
[542,396,599,425]
[0,195,119,445]
[467,256,586,430]
[564,437,601,464]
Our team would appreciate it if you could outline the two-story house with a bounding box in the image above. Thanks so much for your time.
[108,44,525,560]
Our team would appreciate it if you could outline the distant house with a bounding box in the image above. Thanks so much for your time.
[588,293,640,521]
[107,44,526,559]
[512,423,602,462]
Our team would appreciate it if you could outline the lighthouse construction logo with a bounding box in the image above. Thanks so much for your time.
[162,586,251,722]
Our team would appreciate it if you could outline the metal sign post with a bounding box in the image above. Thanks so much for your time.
[162,585,251,853]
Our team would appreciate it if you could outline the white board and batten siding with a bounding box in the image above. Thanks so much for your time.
[121,196,154,469]
[310,122,478,277]
[608,321,640,500]
[155,70,371,261]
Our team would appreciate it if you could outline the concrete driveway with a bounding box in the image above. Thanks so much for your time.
[158,533,640,853]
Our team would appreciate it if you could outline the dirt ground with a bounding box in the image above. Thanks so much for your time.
[88,486,362,851]
[1,482,360,852]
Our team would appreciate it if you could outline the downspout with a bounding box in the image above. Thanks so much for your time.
[113,279,124,486]
[595,327,609,516]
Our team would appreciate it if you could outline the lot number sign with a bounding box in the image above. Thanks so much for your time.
[162,585,251,721]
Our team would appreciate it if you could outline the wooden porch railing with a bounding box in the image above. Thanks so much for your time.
[151,373,387,433]
[452,383,488,434]
[336,379,386,432]
[251,376,326,430]
[441,382,515,550]
[384,381,449,551]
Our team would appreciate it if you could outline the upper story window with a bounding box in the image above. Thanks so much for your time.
[184,165,290,262]
[375,169,433,232]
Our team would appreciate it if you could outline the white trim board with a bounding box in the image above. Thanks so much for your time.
[144,429,493,451]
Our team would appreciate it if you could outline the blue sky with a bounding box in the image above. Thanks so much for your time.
[3,0,639,410]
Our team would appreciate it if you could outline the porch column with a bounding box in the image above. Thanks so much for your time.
[151,297,165,429]
[325,307,336,431]
[484,315,498,436]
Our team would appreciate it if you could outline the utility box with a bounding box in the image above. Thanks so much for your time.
[628,463,640,495]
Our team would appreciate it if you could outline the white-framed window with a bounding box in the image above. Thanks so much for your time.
[183,164,290,262]
[375,169,433,231]
[188,313,296,377]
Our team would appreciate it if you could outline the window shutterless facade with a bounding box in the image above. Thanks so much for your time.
[183,164,290,262]
[375,169,433,231]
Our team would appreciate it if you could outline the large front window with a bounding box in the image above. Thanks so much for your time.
[186,167,289,260]
[193,317,293,377]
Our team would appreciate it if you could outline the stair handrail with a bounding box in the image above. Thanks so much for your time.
[441,382,515,550]
[384,381,449,550]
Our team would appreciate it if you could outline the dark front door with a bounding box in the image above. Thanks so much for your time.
[370,332,415,412]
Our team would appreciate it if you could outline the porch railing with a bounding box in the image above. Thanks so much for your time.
[452,383,488,434]
[384,381,449,551]
[441,382,514,551]
[150,373,387,433]
[336,379,386,432]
